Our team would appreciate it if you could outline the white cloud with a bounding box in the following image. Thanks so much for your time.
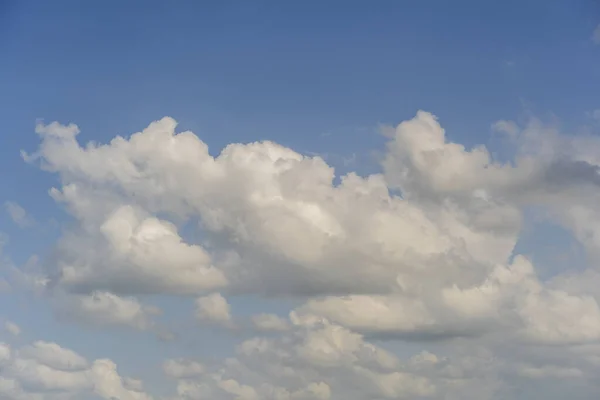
[195,293,233,327]
[19,341,89,371]
[34,120,80,139]
[4,202,34,228]
[51,205,228,296]
[17,111,600,398]
[0,340,152,400]
[54,291,161,330]
[27,115,521,298]
[162,319,517,400]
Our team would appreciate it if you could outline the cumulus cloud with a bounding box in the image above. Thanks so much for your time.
[161,318,523,400]
[16,111,600,398]
[0,339,152,400]
[195,293,233,327]
[25,115,522,298]
[19,341,89,371]
[50,205,228,296]
[54,291,161,330]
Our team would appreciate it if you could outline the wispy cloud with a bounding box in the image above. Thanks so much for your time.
[592,24,600,44]
[4,201,35,228]
[4,320,21,336]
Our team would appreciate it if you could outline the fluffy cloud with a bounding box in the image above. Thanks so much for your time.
[19,341,89,371]
[163,317,557,400]
[26,114,520,298]
[54,291,161,330]
[0,340,151,400]
[16,111,600,398]
[195,293,233,327]
[164,319,437,400]
[50,205,228,296]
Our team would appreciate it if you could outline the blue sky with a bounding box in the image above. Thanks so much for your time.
[1,2,600,399]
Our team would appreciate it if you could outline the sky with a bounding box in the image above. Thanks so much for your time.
[1,1,600,399]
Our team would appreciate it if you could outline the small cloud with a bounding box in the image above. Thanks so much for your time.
[4,321,20,336]
[504,60,516,68]
[4,201,34,228]
[195,293,234,328]
[593,24,600,44]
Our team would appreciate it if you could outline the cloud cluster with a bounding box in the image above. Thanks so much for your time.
[166,319,436,400]
[0,340,151,400]
[13,110,600,398]
[162,314,600,400]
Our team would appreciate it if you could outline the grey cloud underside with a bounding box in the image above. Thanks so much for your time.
[10,110,600,399]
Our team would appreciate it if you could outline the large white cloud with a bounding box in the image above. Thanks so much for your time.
[26,114,518,298]
[15,110,600,398]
